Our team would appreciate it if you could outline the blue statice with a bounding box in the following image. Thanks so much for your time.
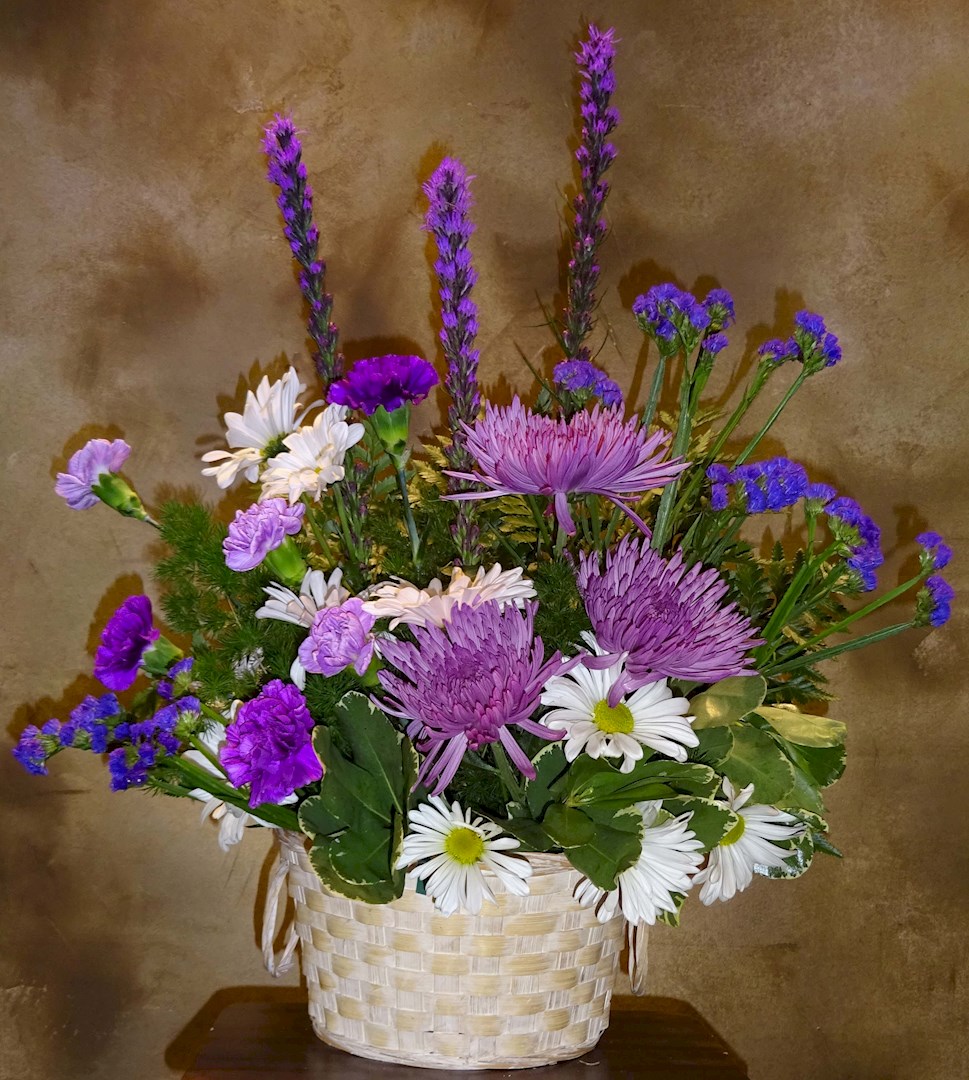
[553,359,623,408]
[703,332,730,356]
[757,337,800,365]
[705,458,809,515]
[12,726,47,775]
[157,657,195,702]
[924,575,955,627]
[793,310,842,371]
[917,531,953,571]
[703,289,735,330]
[633,284,711,352]
[825,496,884,591]
[804,482,837,506]
[69,693,123,753]
[107,700,196,792]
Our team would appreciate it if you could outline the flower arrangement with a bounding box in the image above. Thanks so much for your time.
[15,24,953,935]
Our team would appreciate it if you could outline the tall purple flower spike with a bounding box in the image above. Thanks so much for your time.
[423,157,482,565]
[561,24,620,364]
[263,115,342,385]
[578,537,762,705]
[377,602,574,795]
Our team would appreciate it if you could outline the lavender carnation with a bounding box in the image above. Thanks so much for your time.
[377,602,573,795]
[55,438,131,510]
[94,595,159,691]
[220,680,322,805]
[223,499,305,572]
[297,598,376,677]
[328,354,439,416]
[578,536,762,703]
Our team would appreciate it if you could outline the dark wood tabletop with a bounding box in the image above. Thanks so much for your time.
[182,996,748,1079]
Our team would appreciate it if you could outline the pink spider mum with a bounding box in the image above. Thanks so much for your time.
[443,398,688,534]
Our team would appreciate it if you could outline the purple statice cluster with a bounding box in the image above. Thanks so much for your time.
[445,397,688,535]
[223,499,305,572]
[107,698,197,791]
[578,537,762,703]
[378,602,573,794]
[706,457,812,513]
[328,354,439,416]
[220,680,322,806]
[561,24,620,365]
[824,496,884,591]
[919,575,955,628]
[633,285,731,353]
[758,310,841,371]
[917,531,953,571]
[157,657,196,702]
[13,693,121,776]
[423,157,482,562]
[552,359,623,408]
[263,115,341,384]
[93,595,160,691]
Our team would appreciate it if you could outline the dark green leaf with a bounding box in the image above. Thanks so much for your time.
[720,723,795,804]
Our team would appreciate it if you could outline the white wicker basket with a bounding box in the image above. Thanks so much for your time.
[265,829,632,1070]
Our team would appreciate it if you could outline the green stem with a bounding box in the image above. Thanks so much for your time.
[525,495,553,550]
[199,702,229,727]
[755,541,842,659]
[167,756,300,830]
[735,368,808,466]
[331,485,362,567]
[651,357,695,552]
[394,465,421,568]
[790,573,924,651]
[492,744,524,804]
[186,733,224,773]
[641,354,668,432]
[767,621,914,677]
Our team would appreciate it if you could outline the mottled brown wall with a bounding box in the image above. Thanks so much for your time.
[2,2,967,1078]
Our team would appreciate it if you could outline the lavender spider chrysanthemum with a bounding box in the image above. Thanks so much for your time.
[376,601,575,795]
[578,536,762,704]
[443,397,688,535]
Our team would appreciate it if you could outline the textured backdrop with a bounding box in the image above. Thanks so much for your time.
[2,2,967,1078]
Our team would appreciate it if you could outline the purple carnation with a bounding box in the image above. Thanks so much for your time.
[444,397,689,535]
[578,536,762,704]
[917,531,953,570]
[298,598,376,677]
[328,354,439,416]
[55,439,131,510]
[223,499,305,572]
[93,595,160,691]
[220,680,322,805]
[377,602,574,795]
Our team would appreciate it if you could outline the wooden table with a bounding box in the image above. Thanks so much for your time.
[182,996,748,1078]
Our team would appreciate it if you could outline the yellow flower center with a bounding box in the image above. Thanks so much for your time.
[721,815,746,846]
[444,826,486,865]
[592,699,635,735]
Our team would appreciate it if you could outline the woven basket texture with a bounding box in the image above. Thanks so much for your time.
[276,830,627,1070]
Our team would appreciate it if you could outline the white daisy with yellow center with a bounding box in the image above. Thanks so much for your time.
[396,796,532,916]
[540,635,698,771]
[694,777,805,904]
[574,800,704,926]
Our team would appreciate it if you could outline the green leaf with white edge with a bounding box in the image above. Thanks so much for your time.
[331,693,406,815]
[524,742,570,819]
[777,763,826,817]
[753,831,815,880]
[691,725,734,767]
[690,676,767,729]
[329,819,400,886]
[813,832,843,858]
[787,741,846,788]
[310,839,402,904]
[494,817,556,853]
[562,808,644,892]
[656,891,687,927]
[755,705,847,747]
[661,795,738,852]
[720,723,796,804]
[558,757,718,810]
[542,804,597,847]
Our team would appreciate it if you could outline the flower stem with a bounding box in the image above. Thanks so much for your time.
[767,621,914,677]
[755,541,842,660]
[395,465,421,568]
[167,756,300,830]
[651,354,695,552]
[186,733,224,773]
[492,743,524,804]
[641,354,667,432]
[734,368,808,466]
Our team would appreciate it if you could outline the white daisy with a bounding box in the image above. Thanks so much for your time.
[201,368,318,488]
[694,777,806,905]
[362,564,535,629]
[540,635,697,771]
[574,801,703,926]
[259,405,365,503]
[396,795,532,916]
[256,568,350,628]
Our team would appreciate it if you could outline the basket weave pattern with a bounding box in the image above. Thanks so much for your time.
[276,830,626,1070]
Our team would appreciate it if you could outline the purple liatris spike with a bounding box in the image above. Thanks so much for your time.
[263,114,342,385]
[561,24,620,364]
[423,156,482,563]
[578,536,762,704]
[377,602,575,795]
[443,398,689,535]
